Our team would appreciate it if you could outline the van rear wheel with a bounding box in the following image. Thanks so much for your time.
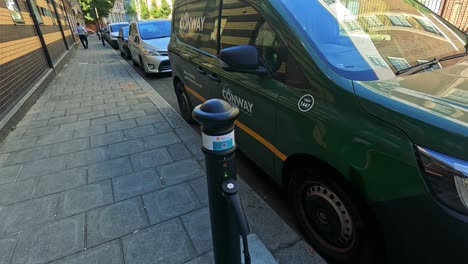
[288,165,379,263]
[175,82,195,124]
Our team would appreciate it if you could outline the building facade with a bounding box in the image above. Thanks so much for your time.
[418,0,468,32]
[105,0,126,23]
[0,0,76,120]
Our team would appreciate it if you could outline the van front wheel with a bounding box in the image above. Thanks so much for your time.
[175,82,195,124]
[289,165,379,263]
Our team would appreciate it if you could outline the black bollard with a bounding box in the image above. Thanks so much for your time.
[192,99,241,264]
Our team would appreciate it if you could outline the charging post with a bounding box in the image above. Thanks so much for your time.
[193,99,250,264]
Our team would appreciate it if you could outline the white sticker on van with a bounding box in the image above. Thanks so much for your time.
[222,87,254,115]
[180,12,206,39]
[298,94,315,112]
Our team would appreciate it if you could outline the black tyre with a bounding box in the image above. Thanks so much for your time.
[289,165,379,263]
[175,82,195,124]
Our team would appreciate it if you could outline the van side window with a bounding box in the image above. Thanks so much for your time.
[220,0,309,89]
[173,0,219,55]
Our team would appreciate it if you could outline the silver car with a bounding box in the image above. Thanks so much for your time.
[128,20,171,75]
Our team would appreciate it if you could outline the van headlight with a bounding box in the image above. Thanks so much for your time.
[416,146,468,214]
[143,47,160,56]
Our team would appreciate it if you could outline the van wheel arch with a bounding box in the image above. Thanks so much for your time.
[283,154,385,263]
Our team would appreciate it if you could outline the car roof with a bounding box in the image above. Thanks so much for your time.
[136,19,170,25]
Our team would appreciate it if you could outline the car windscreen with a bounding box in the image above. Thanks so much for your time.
[138,21,171,40]
[111,23,128,32]
[279,0,467,81]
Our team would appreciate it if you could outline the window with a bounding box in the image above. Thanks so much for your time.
[387,15,412,27]
[173,0,219,55]
[363,15,384,28]
[30,1,43,24]
[388,57,410,71]
[46,0,56,24]
[415,17,441,35]
[368,55,388,68]
[5,0,24,23]
[221,0,308,89]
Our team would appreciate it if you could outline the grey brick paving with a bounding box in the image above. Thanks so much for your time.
[119,110,146,120]
[73,125,106,139]
[0,234,18,264]
[181,207,212,255]
[87,198,148,247]
[55,102,81,111]
[184,252,214,264]
[153,122,173,134]
[16,119,48,129]
[35,167,87,197]
[88,157,133,183]
[18,155,67,180]
[130,148,172,171]
[123,125,157,140]
[143,184,201,224]
[60,120,90,131]
[24,125,59,138]
[5,145,52,165]
[122,219,196,264]
[112,169,162,201]
[143,132,180,149]
[0,164,22,185]
[167,143,192,160]
[57,180,113,217]
[82,99,104,107]
[51,137,89,156]
[0,153,8,167]
[91,115,120,126]
[107,119,137,132]
[0,137,37,154]
[78,111,105,121]
[130,102,156,111]
[158,159,203,187]
[0,195,59,237]
[189,177,208,206]
[67,147,108,168]
[90,132,124,148]
[48,115,78,126]
[105,106,131,115]
[0,178,36,206]
[109,139,145,158]
[117,99,139,107]
[36,131,74,146]
[135,114,165,126]
[49,240,123,264]
[66,106,92,115]
[11,214,84,264]
[36,111,65,120]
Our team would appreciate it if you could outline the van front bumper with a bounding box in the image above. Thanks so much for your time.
[373,194,468,263]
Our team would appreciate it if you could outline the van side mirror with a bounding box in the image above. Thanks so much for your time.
[134,35,139,42]
[219,45,267,75]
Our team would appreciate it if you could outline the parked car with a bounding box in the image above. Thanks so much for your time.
[106,22,129,49]
[169,0,468,263]
[128,19,171,75]
[118,27,130,59]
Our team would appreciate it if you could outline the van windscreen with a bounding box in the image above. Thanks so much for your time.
[279,0,467,81]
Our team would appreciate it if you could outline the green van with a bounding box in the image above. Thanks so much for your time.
[168,0,468,262]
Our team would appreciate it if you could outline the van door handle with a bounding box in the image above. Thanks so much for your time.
[209,73,221,83]
[196,67,206,75]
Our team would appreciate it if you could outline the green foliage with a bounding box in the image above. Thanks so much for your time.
[149,0,159,18]
[159,0,171,18]
[125,0,137,16]
[79,0,115,22]
[139,0,150,19]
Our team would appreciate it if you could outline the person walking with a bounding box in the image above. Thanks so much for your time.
[75,23,88,49]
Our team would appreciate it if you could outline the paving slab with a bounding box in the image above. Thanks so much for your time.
[157,159,204,186]
[67,147,108,168]
[167,143,192,161]
[188,177,209,206]
[0,164,22,185]
[130,147,172,171]
[122,219,196,264]
[143,183,201,224]
[50,240,123,264]
[11,214,84,264]
[0,195,59,237]
[0,234,18,264]
[57,180,113,217]
[108,139,145,158]
[87,197,148,247]
[90,131,124,147]
[17,155,67,180]
[181,207,213,255]
[35,167,87,197]
[51,137,89,156]
[5,145,52,165]
[112,169,162,201]
[0,178,36,206]
[88,157,133,183]
[72,125,107,139]
[143,131,181,149]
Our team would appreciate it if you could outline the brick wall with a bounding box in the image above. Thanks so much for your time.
[0,0,76,119]
[441,0,468,32]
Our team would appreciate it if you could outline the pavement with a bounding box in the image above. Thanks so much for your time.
[0,37,326,264]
